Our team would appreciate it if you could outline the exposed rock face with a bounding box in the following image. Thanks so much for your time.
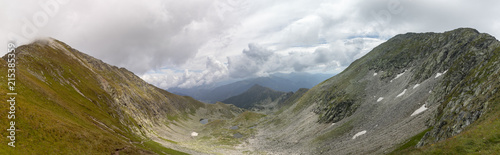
[416,29,500,146]
[314,90,357,123]
[315,28,500,142]
[250,28,500,155]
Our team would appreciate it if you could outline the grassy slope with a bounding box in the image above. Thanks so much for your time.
[0,41,187,154]
[183,111,264,154]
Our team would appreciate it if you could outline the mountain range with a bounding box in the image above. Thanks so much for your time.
[168,72,332,103]
[1,28,499,154]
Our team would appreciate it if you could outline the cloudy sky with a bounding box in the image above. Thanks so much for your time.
[2,0,500,89]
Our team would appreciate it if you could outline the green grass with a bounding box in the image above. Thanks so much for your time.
[142,140,189,155]
[198,119,243,146]
[188,111,265,148]
[390,127,432,154]
[159,137,179,144]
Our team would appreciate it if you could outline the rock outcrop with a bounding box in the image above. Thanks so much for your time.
[250,28,500,154]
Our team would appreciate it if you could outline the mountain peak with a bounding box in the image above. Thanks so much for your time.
[248,84,267,91]
[1,38,238,154]
[222,84,289,109]
[287,28,500,154]
[447,27,480,34]
[169,73,331,103]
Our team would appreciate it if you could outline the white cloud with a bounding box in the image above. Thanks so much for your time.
[2,0,244,74]
[223,37,383,81]
[3,0,500,89]
[142,56,228,89]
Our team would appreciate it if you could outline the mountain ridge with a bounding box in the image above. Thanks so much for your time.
[0,38,242,154]
[221,84,292,111]
[169,72,332,103]
[1,28,499,154]
[249,28,500,154]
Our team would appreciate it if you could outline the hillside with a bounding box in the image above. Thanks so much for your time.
[0,39,243,154]
[249,28,500,154]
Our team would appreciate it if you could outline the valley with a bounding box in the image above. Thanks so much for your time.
[1,28,499,155]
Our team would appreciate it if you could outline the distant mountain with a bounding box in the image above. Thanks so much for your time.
[168,72,332,103]
[221,84,290,110]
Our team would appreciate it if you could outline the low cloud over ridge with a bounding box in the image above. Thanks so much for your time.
[2,0,500,89]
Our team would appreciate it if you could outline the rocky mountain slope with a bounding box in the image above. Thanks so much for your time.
[247,28,500,154]
[0,39,243,154]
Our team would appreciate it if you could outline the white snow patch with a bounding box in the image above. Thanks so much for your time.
[395,72,405,79]
[411,104,428,116]
[413,84,420,89]
[352,130,367,139]
[390,71,405,83]
[429,90,432,94]
[396,89,407,98]
[377,97,384,102]
[435,73,443,78]
[331,123,336,126]
[373,72,378,76]
[191,132,198,137]
[435,70,448,78]
[435,70,447,78]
